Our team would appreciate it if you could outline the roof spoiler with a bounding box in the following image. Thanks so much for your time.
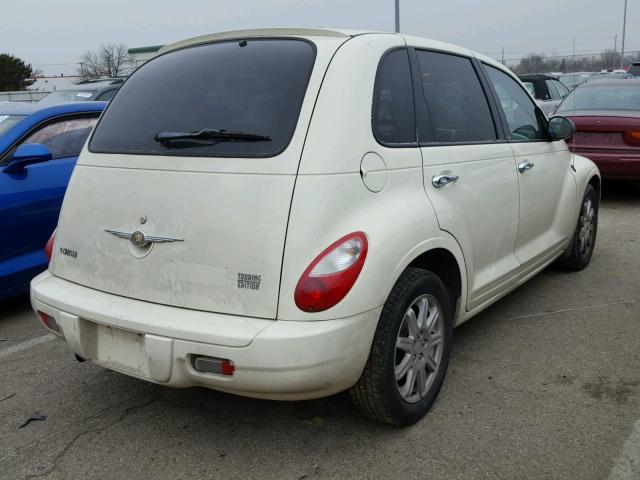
[160,28,352,54]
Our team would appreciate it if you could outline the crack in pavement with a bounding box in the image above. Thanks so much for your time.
[20,397,156,480]
[504,300,635,322]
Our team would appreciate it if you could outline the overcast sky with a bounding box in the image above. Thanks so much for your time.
[2,0,638,75]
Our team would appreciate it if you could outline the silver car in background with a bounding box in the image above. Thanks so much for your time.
[519,73,570,116]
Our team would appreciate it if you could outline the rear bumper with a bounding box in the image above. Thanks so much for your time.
[571,149,640,180]
[30,271,379,400]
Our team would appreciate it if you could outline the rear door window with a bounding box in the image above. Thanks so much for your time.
[372,49,416,145]
[415,50,497,143]
[90,39,316,158]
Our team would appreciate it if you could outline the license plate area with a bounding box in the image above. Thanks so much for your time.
[77,319,173,382]
[574,131,623,146]
[94,323,149,376]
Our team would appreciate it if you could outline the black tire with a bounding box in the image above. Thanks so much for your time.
[558,184,598,271]
[349,267,453,426]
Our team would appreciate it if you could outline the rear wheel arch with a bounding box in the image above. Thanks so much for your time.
[404,248,463,312]
[588,174,601,200]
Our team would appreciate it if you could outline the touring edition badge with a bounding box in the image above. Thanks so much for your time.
[237,273,261,290]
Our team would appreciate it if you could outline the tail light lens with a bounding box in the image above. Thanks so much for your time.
[45,229,56,262]
[295,232,368,312]
[624,131,640,146]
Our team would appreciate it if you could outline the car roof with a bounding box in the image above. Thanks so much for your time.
[0,101,106,116]
[518,74,557,81]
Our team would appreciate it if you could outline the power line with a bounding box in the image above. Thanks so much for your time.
[499,50,640,64]
[483,35,620,56]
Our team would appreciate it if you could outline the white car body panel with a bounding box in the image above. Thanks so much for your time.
[420,143,520,310]
[31,29,599,401]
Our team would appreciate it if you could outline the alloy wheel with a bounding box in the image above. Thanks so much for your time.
[578,198,596,257]
[394,294,444,403]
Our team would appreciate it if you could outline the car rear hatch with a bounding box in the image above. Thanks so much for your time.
[51,33,349,319]
[567,112,640,155]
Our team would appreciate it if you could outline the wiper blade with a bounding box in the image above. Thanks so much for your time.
[154,129,271,146]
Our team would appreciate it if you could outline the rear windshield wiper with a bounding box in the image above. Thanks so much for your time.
[154,129,271,147]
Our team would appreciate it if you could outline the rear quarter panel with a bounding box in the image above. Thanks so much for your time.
[571,153,601,203]
[278,34,467,321]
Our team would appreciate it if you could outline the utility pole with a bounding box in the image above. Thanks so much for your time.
[573,36,576,72]
[621,0,628,69]
[395,0,400,33]
[501,47,505,65]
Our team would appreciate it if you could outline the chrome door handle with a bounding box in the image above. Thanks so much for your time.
[518,161,535,173]
[432,174,459,188]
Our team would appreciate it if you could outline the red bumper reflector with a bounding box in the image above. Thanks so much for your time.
[38,311,63,336]
[39,311,53,328]
[192,355,235,376]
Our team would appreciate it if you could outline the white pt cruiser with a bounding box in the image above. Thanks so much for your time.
[31,28,600,426]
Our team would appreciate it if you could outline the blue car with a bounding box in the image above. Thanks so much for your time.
[0,101,105,300]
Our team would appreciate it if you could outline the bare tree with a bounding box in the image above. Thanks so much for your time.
[79,43,132,79]
[600,49,621,70]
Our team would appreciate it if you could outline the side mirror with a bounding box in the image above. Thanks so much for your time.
[2,144,52,174]
[548,116,575,141]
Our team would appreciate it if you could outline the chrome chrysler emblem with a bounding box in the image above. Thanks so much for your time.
[105,229,184,247]
[131,230,146,247]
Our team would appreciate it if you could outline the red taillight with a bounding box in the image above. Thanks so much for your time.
[45,229,56,262]
[294,231,368,312]
[624,131,640,146]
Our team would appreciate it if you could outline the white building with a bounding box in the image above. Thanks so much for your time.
[128,45,164,70]
[28,75,84,92]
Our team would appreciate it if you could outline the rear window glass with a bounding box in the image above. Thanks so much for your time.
[89,39,315,158]
[557,85,640,112]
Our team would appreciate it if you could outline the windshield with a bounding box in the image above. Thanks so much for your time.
[0,114,26,137]
[38,90,96,106]
[90,38,316,158]
[556,85,640,112]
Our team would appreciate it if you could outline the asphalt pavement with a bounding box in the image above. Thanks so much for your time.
[1,182,639,480]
